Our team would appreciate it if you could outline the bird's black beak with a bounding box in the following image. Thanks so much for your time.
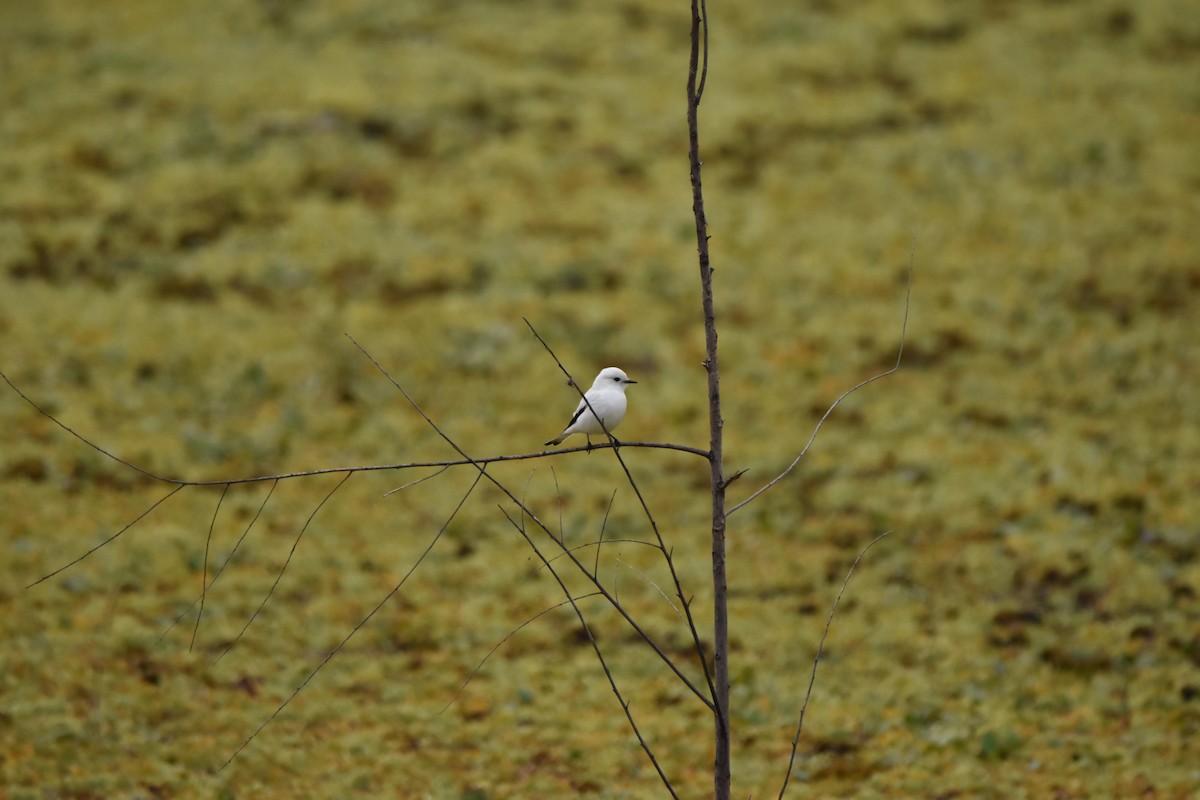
[626,379,638,384]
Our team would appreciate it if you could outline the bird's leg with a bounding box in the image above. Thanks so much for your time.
[585,435,593,452]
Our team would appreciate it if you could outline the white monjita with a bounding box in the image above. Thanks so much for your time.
[545,367,637,446]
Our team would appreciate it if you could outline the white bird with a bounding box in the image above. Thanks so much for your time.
[545,367,637,447]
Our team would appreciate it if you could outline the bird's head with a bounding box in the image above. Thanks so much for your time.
[594,366,637,390]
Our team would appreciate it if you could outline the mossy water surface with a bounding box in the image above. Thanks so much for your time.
[2,1,1197,797]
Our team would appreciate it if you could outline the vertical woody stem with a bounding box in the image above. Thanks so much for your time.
[686,2,730,798]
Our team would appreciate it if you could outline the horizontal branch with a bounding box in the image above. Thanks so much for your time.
[138,442,711,487]
[1,369,710,487]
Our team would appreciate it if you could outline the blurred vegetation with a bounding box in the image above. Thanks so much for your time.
[2,0,1197,797]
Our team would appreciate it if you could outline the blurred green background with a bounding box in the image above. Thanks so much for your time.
[2,0,1197,797]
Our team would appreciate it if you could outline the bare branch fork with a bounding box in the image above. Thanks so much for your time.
[347,337,717,701]
[349,336,708,797]
[159,479,279,644]
[525,319,719,708]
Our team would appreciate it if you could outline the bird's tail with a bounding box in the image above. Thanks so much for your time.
[544,433,567,447]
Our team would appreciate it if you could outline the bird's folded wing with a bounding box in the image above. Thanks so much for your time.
[566,398,588,427]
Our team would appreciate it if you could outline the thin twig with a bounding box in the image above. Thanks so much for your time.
[552,465,564,544]
[729,256,912,516]
[383,465,449,496]
[2,369,182,484]
[594,488,618,579]
[777,531,891,799]
[191,483,231,652]
[160,480,279,644]
[538,537,658,571]
[500,507,679,800]
[615,553,683,619]
[696,0,709,104]
[213,472,352,665]
[27,485,185,588]
[439,591,603,716]
[222,467,487,771]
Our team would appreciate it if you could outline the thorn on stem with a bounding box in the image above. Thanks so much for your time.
[721,469,747,490]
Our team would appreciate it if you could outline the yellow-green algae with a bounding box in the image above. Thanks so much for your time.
[2,0,1197,797]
